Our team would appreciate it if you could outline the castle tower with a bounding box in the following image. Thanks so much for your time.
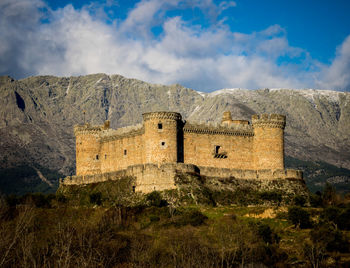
[252,114,286,170]
[74,124,103,176]
[222,111,249,125]
[142,111,182,164]
[221,111,233,125]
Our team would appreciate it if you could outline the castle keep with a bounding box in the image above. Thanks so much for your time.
[61,111,303,193]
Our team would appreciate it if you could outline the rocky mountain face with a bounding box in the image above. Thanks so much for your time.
[0,74,349,194]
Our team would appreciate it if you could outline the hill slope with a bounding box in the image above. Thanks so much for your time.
[0,74,349,194]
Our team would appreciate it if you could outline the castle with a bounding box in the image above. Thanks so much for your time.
[61,111,303,193]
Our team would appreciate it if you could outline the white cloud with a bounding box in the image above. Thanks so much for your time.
[317,35,350,91]
[0,0,348,91]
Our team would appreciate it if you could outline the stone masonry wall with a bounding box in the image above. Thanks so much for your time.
[252,114,285,170]
[61,163,303,194]
[183,131,254,169]
[100,133,144,173]
[66,111,296,193]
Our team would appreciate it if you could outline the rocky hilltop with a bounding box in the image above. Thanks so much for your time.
[0,74,349,194]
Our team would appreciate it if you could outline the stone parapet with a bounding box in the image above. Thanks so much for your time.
[252,114,286,129]
[184,122,254,136]
[100,124,144,142]
[74,124,104,135]
[199,166,303,180]
[142,111,182,121]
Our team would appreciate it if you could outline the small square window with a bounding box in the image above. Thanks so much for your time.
[158,123,163,129]
[161,141,165,146]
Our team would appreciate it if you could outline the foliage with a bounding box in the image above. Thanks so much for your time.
[310,224,350,253]
[285,156,350,195]
[309,192,323,207]
[173,208,208,227]
[250,221,280,245]
[288,206,313,229]
[259,191,282,204]
[0,164,61,195]
[320,206,350,230]
[322,183,339,206]
[5,193,55,208]
[293,194,307,206]
[89,192,102,205]
[146,191,168,207]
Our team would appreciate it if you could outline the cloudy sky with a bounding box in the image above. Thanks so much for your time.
[1,0,350,92]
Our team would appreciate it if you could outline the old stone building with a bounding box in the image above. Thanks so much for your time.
[61,111,303,193]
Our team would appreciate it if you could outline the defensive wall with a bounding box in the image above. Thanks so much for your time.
[61,111,303,193]
[61,163,303,193]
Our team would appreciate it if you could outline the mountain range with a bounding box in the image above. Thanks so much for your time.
[0,73,349,195]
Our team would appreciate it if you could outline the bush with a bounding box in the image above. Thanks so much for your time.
[322,183,338,206]
[310,193,323,207]
[250,222,280,244]
[27,193,55,208]
[288,206,312,229]
[310,224,350,253]
[293,195,307,206]
[146,191,168,207]
[320,206,341,223]
[338,208,350,230]
[259,191,282,204]
[56,193,67,204]
[149,215,160,222]
[174,208,208,227]
[320,207,350,230]
[89,192,102,205]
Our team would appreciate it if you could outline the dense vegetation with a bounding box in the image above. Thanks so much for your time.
[0,164,61,195]
[1,183,350,267]
[285,156,350,194]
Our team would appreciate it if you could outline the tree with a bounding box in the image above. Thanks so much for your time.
[288,206,312,229]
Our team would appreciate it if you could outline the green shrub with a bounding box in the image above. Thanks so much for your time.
[309,193,323,207]
[320,206,341,223]
[338,208,350,230]
[259,191,282,204]
[146,191,168,207]
[310,224,350,253]
[56,193,67,204]
[250,222,280,244]
[89,192,102,205]
[5,194,20,207]
[320,207,350,230]
[174,208,208,227]
[288,206,312,229]
[149,215,160,222]
[293,195,307,206]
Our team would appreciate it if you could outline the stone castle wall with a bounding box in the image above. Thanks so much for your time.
[183,122,255,169]
[62,111,299,193]
[61,163,303,194]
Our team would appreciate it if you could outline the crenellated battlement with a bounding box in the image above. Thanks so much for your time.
[184,121,254,136]
[252,114,286,129]
[100,124,144,142]
[142,111,182,121]
[74,124,104,135]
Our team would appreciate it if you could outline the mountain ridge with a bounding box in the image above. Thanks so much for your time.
[1,73,349,194]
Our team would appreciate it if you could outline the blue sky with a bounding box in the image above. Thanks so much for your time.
[1,0,350,91]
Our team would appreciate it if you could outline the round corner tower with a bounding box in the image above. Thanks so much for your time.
[142,111,182,164]
[252,114,286,170]
[74,124,102,176]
